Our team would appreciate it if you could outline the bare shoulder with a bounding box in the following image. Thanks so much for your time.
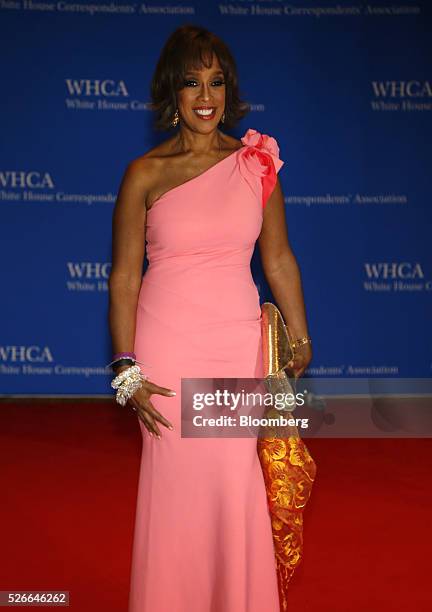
[131,140,173,166]
[124,137,180,206]
[123,145,165,188]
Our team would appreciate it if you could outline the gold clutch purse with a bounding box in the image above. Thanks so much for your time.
[257,301,317,608]
[260,301,296,411]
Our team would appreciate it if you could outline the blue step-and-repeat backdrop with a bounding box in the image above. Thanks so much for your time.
[1,0,431,396]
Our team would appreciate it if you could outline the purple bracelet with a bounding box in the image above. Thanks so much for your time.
[106,352,136,368]
[113,352,136,361]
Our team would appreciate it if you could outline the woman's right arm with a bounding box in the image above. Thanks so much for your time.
[108,160,175,438]
[108,160,147,359]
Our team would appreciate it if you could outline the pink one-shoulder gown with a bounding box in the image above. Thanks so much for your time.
[129,128,285,612]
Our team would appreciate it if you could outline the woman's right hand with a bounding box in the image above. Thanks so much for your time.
[129,379,176,438]
[114,365,175,438]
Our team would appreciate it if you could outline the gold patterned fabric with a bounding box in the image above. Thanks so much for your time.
[257,412,317,611]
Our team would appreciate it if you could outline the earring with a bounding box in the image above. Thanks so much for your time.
[220,111,225,124]
[172,108,179,127]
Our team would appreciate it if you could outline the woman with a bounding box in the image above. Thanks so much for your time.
[108,24,312,612]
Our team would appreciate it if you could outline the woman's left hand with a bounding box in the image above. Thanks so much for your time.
[287,343,312,379]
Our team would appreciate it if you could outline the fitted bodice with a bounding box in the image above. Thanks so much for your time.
[138,128,284,325]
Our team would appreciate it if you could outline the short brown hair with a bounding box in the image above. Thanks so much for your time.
[149,24,250,131]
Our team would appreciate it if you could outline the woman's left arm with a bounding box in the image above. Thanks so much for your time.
[258,177,312,378]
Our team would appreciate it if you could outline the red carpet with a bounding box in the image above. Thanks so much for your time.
[0,399,430,611]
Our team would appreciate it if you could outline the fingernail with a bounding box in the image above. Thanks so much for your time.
[169,425,174,431]
[168,391,176,396]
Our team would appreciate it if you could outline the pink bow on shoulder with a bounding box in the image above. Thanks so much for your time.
[238,128,284,208]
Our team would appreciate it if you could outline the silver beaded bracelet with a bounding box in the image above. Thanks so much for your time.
[111,364,148,407]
